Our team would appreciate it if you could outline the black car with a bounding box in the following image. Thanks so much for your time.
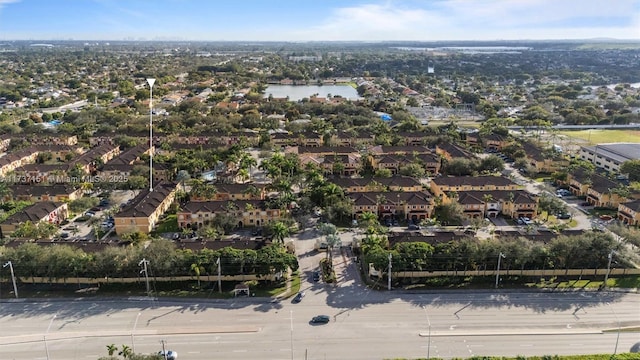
[557,213,571,219]
[310,315,330,324]
[312,271,320,282]
[292,291,305,303]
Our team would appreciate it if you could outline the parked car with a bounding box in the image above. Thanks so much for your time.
[158,350,178,360]
[292,291,305,303]
[408,224,420,230]
[310,315,330,324]
[312,271,320,282]
[60,232,70,238]
[556,213,571,220]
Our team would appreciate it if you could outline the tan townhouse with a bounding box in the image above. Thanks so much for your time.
[0,201,69,237]
[114,182,177,234]
[177,200,282,229]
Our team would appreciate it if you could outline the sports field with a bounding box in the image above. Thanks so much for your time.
[557,129,640,145]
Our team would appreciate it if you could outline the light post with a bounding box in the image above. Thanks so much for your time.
[3,261,18,298]
[44,314,56,360]
[421,306,431,360]
[147,78,155,192]
[139,258,150,296]
[387,253,392,291]
[604,250,617,288]
[495,252,505,289]
[131,312,141,353]
[160,340,168,360]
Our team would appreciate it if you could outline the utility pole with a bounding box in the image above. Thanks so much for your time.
[495,252,505,289]
[217,257,222,294]
[3,261,18,298]
[387,253,392,291]
[139,259,150,296]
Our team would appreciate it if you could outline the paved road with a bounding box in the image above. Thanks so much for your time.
[0,289,638,359]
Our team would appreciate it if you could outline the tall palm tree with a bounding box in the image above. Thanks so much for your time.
[270,221,290,243]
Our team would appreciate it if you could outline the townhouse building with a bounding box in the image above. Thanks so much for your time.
[348,191,434,223]
[456,190,538,220]
[6,184,83,202]
[430,176,520,201]
[0,202,69,237]
[177,200,282,229]
[113,182,177,234]
[617,200,640,226]
[568,169,628,208]
[331,176,423,193]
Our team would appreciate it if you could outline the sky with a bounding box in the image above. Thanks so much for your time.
[0,0,639,42]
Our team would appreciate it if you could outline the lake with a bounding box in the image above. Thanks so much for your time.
[264,84,361,101]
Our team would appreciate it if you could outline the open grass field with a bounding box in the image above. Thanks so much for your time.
[557,129,640,145]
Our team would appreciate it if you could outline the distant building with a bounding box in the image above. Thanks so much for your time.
[580,143,640,173]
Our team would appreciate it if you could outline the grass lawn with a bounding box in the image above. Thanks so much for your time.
[558,129,640,145]
[154,214,179,233]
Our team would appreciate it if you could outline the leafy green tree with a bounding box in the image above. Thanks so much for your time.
[620,159,640,182]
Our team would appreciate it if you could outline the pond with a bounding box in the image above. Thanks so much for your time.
[264,84,361,101]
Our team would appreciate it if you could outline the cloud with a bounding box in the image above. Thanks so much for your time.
[291,0,640,41]
[0,0,19,10]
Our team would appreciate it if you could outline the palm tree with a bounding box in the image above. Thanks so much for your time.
[106,344,118,356]
[242,184,261,199]
[325,233,341,260]
[358,211,379,229]
[191,263,204,288]
[375,194,388,219]
[237,168,250,183]
[269,221,290,243]
[118,344,133,358]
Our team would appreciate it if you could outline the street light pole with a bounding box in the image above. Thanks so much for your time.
[139,259,150,296]
[147,78,155,192]
[160,340,168,360]
[495,252,505,289]
[387,253,392,291]
[604,250,617,288]
[3,261,18,298]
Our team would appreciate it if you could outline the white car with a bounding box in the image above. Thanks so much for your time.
[158,350,178,360]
